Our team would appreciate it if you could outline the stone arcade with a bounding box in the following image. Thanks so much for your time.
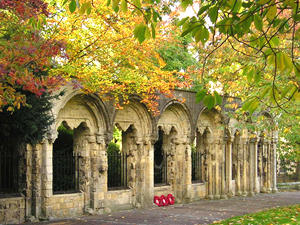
[0,88,278,224]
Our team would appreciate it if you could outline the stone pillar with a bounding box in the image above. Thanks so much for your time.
[236,138,242,196]
[173,137,187,203]
[32,143,42,219]
[90,134,106,211]
[220,138,227,199]
[214,138,222,199]
[225,136,233,197]
[25,144,33,219]
[267,139,272,192]
[242,137,248,196]
[41,139,54,218]
[261,138,268,193]
[271,134,278,193]
[75,133,91,210]
[183,142,192,202]
[206,136,215,199]
[142,137,154,207]
[249,137,258,196]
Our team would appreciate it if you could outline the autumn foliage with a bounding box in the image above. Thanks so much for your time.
[0,0,67,111]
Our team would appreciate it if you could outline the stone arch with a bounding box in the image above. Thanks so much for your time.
[114,100,153,140]
[158,101,192,138]
[52,92,109,138]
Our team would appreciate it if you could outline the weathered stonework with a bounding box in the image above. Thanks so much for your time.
[0,87,278,224]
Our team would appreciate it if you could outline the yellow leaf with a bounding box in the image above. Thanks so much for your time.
[266,4,277,21]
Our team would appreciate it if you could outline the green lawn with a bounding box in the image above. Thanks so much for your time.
[212,204,300,225]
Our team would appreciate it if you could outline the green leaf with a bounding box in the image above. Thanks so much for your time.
[257,0,270,4]
[214,92,222,105]
[248,100,259,115]
[181,24,201,37]
[112,0,120,13]
[254,14,263,31]
[254,71,261,83]
[107,0,112,6]
[133,0,141,8]
[208,6,218,23]
[178,17,189,26]
[195,90,206,103]
[242,99,254,111]
[266,5,277,21]
[181,0,193,10]
[247,68,255,82]
[276,52,285,72]
[151,22,156,38]
[203,95,215,110]
[282,53,293,71]
[69,0,76,13]
[232,0,242,13]
[134,23,147,43]
[270,36,280,47]
[120,0,128,12]
[260,86,271,98]
[198,5,210,16]
[200,26,209,45]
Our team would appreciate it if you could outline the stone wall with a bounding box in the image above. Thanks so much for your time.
[190,183,206,201]
[44,193,84,218]
[105,189,133,211]
[0,197,25,224]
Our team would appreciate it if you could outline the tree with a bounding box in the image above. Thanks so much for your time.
[0,0,65,111]
[46,0,191,114]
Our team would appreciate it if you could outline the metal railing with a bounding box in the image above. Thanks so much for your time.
[107,151,128,190]
[192,151,202,183]
[0,148,19,195]
[154,152,167,185]
[53,150,79,194]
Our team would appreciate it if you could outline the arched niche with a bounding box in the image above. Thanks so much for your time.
[114,101,153,139]
[54,94,107,136]
[158,102,192,138]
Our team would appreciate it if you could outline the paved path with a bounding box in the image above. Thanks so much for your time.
[26,191,300,225]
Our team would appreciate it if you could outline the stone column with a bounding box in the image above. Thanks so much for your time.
[32,143,43,219]
[173,137,187,203]
[236,138,242,196]
[249,137,258,196]
[206,136,215,199]
[90,134,106,212]
[220,138,227,199]
[142,137,154,207]
[261,138,268,193]
[214,138,222,199]
[75,133,91,210]
[242,137,248,196]
[41,139,55,218]
[267,139,272,192]
[183,142,192,203]
[271,135,278,193]
[225,136,233,197]
[25,144,33,219]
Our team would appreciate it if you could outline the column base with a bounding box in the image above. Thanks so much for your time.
[242,191,248,196]
[272,188,278,193]
[220,194,228,199]
[248,192,255,197]
[214,195,221,199]
[236,191,242,196]
[207,195,214,200]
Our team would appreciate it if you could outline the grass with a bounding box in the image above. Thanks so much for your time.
[212,204,300,225]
